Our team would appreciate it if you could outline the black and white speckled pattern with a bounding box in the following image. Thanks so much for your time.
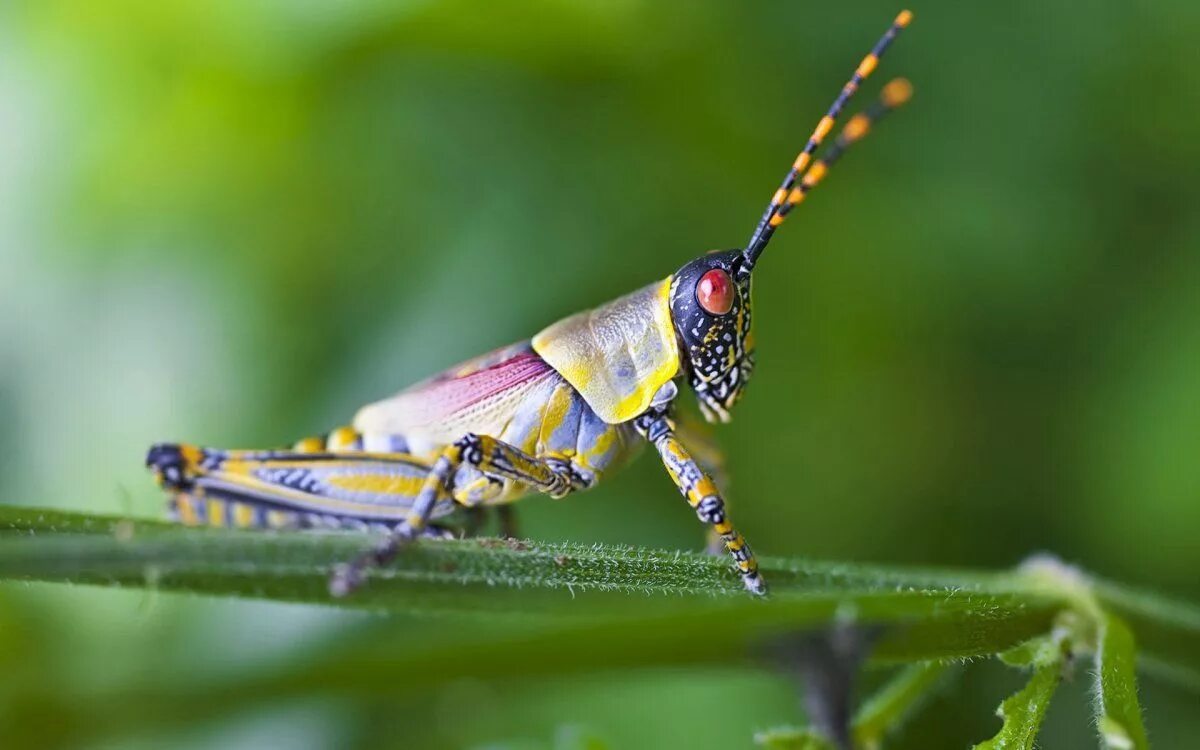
[668,249,755,422]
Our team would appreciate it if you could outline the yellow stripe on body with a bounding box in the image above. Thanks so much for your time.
[210,456,441,518]
[324,473,427,497]
[232,502,256,528]
[537,384,576,458]
[176,493,199,525]
[293,436,324,453]
[327,426,359,452]
[580,423,621,470]
[267,510,294,529]
[206,497,226,527]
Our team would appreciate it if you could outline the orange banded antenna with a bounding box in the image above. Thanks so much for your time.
[771,78,912,220]
[741,10,912,273]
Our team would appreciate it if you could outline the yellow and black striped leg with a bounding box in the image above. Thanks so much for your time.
[328,433,588,596]
[634,410,765,595]
[328,442,459,597]
[454,433,592,499]
[674,407,731,556]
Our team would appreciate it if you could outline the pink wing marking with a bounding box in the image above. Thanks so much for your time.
[379,349,555,428]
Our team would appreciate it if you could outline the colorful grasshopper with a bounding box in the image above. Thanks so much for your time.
[146,12,915,596]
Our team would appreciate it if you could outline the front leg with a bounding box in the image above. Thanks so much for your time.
[673,405,733,555]
[634,408,766,595]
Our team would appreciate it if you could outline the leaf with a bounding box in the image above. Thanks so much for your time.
[972,636,1064,750]
[753,727,836,750]
[0,506,1049,618]
[853,661,955,749]
[755,661,956,750]
[0,507,1067,696]
[0,506,1193,749]
[1093,614,1150,750]
[0,506,1063,744]
[1093,578,1200,693]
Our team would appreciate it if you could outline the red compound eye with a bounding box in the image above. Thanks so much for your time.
[696,268,734,315]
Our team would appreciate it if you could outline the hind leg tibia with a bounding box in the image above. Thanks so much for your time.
[328,433,587,597]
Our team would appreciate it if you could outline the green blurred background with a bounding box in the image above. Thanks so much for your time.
[1,1,1197,747]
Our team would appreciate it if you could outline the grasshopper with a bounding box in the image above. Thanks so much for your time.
[146,12,915,596]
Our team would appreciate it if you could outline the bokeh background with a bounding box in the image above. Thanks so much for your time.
[1,1,1197,747]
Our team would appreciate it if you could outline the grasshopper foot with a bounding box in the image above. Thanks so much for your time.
[743,569,768,596]
[328,562,363,598]
[328,524,419,598]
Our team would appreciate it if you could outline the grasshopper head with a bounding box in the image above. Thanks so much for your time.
[669,250,755,423]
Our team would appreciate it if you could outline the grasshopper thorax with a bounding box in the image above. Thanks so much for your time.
[669,249,755,423]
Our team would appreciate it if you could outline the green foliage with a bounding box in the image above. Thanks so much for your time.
[1094,615,1150,750]
[853,662,956,749]
[1,506,1197,748]
[756,662,954,749]
[973,636,1065,749]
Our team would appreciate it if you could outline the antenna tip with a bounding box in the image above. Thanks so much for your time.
[881,78,913,107]
[896,9,914,28]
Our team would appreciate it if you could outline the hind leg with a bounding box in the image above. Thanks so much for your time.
[328,441,463,597]
[147,441,450,539]
[329,433,588,596]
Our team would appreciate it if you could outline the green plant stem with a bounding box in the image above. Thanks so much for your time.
[0,505,1195,749]
[853,661,955,749]
[0,506,1043,613]
[1094,614,1150,750]
[972,636,1065,750]
[753,661,956,750]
